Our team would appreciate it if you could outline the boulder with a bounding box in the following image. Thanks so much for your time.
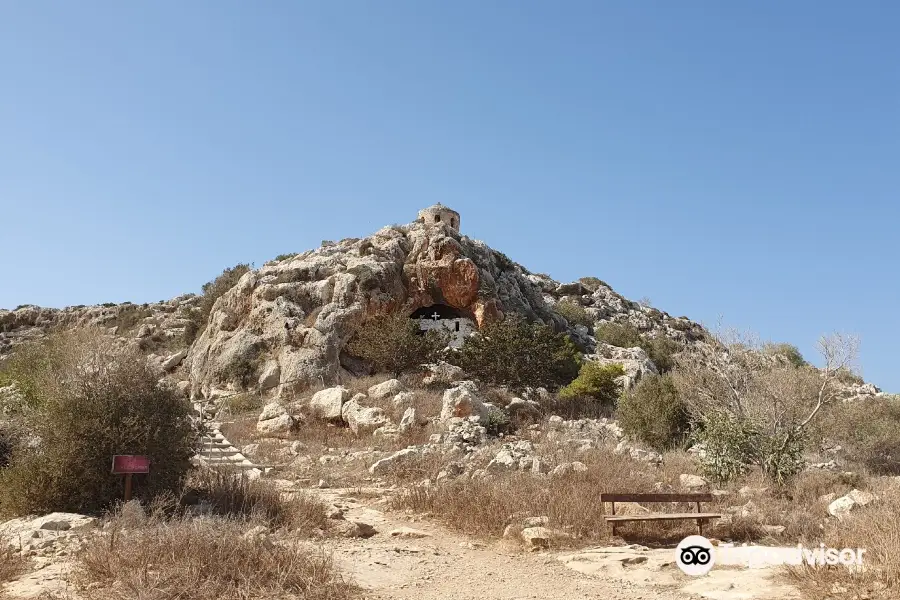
[368,379,405,401]
[257,413,295,435]
[257,401,297,434]
[160,349,188,372]
[520,527,551,549]
[423,361,465,386]
[391,392,417,410]
[258,362,281,390]
[550,461,588,477]
[828,489,875,520]
[310,386,351,421]
[33,513,97,532]
[332,520,377,538]
[258,401,287,422]
[486,441,535,472]
[679,474,708,491]
[399,407,418,432]
[506,397,542,420]
[369,447,420,475]
[341,399,390,436]
[440,381,489,422]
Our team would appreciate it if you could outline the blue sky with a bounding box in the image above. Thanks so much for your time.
[1,2,897,389]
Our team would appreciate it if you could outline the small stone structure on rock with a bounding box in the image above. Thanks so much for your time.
[417,202,460,231]
[411,304,476,348]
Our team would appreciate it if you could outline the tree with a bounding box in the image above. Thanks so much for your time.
[347,312,447,377]
[453,316,580,391]
[0,330,196,515]
[672,329,859,483]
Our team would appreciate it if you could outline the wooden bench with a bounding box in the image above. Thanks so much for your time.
[601,493,721,537]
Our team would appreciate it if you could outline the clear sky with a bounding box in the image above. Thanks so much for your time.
[1,2,897,389]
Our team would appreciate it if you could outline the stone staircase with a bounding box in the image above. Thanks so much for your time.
[193,402,268,477]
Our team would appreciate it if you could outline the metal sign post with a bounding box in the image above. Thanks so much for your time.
[111,455,151,502]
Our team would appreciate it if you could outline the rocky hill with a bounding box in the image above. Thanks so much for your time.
[0,204,881,403]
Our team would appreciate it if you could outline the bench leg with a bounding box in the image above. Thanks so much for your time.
[697,519,703,536]
[611,522,617,537]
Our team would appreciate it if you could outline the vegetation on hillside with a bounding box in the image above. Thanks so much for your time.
[0,330,196,516]
[454,316,581,391]
[183,263,251,344]
[348,312,448,377]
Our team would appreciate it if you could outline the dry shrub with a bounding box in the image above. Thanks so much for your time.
[390,448,684,544]
[345,374,392,397]
[1,540,27,584]
[715,469,870,544]
[222,393,264,415]
[786,486,900,599]
[73,514,354,600]
[188,469,329,532]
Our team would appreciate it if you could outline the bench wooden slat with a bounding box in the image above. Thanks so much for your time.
[604,512,721,523]
[600,493,713,503]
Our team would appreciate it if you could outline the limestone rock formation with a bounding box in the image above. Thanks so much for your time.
[185,215,562,399]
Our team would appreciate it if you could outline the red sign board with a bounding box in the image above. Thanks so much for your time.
[111,455,150,474]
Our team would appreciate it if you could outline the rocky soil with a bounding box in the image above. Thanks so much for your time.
[0,486,799,600]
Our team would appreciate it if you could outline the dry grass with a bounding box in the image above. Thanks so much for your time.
[713,469,871,544]
[785,483,900,600]
[391,448,679,545]
[72,513,355,600]
[188,469,330,532]
[1,540,27,585]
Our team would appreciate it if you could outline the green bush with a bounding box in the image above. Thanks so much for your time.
[453,316,580,391]
[549,362,623,418]
[594,322,643,348]
[347,312,447,377]
[643,336,681,374]
[553,300,593,328]
[762,343,807,368]
[0,330,196,516]
[223,354,261,389]
[618,374,689,451]
[691,412,758,484]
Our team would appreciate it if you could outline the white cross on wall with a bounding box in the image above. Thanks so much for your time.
[431,312,441,321]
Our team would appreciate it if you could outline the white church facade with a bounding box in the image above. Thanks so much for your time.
[411,304,476,348]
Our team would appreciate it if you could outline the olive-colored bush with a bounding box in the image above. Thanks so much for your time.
[0,330,196,516]
[618,373,689,451]
[348,312,447,377]
[454,316,580,391]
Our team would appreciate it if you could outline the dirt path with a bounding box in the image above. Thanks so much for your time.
[2,486,799,600]
[313,487,799,600]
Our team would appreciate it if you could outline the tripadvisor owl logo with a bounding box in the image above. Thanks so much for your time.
[676,535,715,576]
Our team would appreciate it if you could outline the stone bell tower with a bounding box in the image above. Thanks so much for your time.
[417,203,460,232]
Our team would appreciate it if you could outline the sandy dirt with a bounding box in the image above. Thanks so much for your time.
[2,486,800,600]
[315,487,799,600]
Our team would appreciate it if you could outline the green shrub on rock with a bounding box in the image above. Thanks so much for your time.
[618,374,689,451]
[548,362,623,418]
[553,300,593,329]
